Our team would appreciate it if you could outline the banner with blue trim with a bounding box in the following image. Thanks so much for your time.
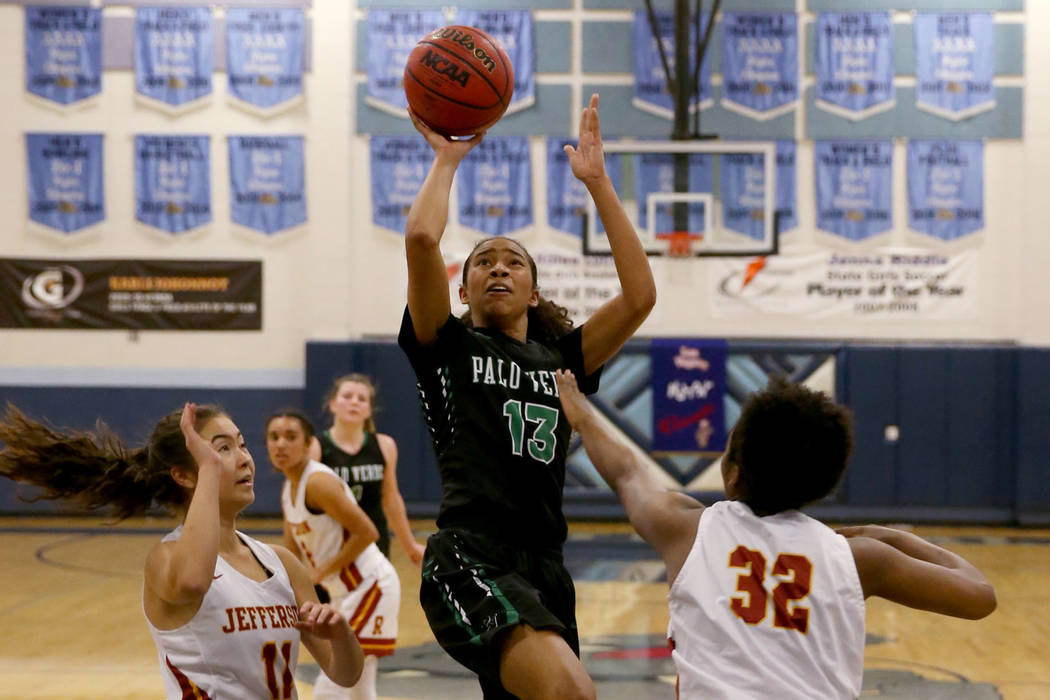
[135,7,213,113]
[226,8,304,115]
[370,136,432,234]
[721,141,797,240]
[26,133,104,236]
[454,10,534,116]
[908,140,983,242]
[635,152,713,235]
[457,136,532,236]
[365,10,444,116]
[25,6,102,108]
[915,13,995,122]
[633,10,712,120]
[228,135,306,237]
[720,12,798,121]
[815,12,895,121]
[816,140,893,242]
[545,139,622,238]
[135,135,211,236]
[651,338,728,453]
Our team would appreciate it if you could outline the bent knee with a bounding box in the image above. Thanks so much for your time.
[544,668,595,700]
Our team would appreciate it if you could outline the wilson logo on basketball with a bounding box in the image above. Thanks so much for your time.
[429,28,497,72]
[419,49,471,88]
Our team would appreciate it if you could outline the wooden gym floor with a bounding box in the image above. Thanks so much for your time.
[0,516,1045,699]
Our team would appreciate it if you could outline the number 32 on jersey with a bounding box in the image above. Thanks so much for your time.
[728,545,813,633]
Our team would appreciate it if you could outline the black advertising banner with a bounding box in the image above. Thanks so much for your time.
[0,258,261,330]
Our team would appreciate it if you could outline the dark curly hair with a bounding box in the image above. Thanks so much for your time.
[0,403,225,520]
[458,237,574,345]
[725,377,853,515]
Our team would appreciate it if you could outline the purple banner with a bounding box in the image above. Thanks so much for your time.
[651,339,728,453]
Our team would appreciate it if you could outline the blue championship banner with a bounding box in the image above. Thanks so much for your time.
[228,135,306,236]
[633,10,712,120]
[25,6,102,108]
[135,135,211,236]
[545,138,622,238]
[458,136,532,236]
[721,12,798,121]
[226,8,304,114]
[915,13,995,122]
[721,141,797,240]
[26,133,104,236]
[365,10,444,116]
[135,7,213,112]
[455,10,535,115]
[0,257,261,330]
[651,338,728,453]
[908,140,984,242]
[370,136,432,234]
[636,152,713,234]
[816,140,893,242]
[816,12,895,121]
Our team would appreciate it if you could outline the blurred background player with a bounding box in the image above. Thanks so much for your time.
[398,92,656,699]
[269,409,400,700]
[554,370,997,699]
[0,402,364,698]
[310,373,426,566]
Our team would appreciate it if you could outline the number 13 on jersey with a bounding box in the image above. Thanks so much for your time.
[502,399,559,464]
[728,545,813,633]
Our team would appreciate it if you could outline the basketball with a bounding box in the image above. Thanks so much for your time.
[403,25,514,137]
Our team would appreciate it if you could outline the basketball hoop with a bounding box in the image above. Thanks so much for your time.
[655,231,702,257]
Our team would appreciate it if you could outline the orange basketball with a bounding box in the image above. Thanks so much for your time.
[403,25,514,137]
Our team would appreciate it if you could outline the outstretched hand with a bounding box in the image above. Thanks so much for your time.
[295,600,351,640]
[408,108,485,161]
[564,93,607,186]
[554,370,593,429]
[178,403,221,472]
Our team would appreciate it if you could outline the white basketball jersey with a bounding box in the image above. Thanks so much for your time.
[668,500,865,700]
[146,526,301,700]
[282,460,389,599]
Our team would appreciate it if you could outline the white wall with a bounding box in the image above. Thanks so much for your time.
[1,2,1046,380]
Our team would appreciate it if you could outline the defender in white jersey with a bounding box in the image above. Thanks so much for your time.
[0,402,364,700]
[269,411,400,700]
[555,371,996,699]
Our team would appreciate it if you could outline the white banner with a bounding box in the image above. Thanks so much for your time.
[709,247,977,320]
[531,246,622,325]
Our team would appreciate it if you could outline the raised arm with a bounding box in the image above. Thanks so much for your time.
[840,524,997,619]
[565,94,656,375]
[378,434,426,566]
[144,404,225,607]
[404,110,485,345]
[555,371,701,582]
[304,471,380,583]
[277,546,364,688]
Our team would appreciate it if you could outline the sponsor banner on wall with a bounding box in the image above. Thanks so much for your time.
[635,152,713,234]
[457,136,532,236]
[720,12,798,121]
[135,7,213,112]
[915,13,995,121]
[25,6,102,108]
[365,9,535,118]
[721,140,797,240]
[709,247,977,320]
[815,140,893,242]
[633,10,712,120]
[226,8,304,114]
[530,244,622,325]
[815,12,895,121]
[545,139,622,238]
[651,339,728,453]
[26,133,104,236]
[908,140,984,241]
[370,136,431,234]
[228,135,306,236]
[0,257,261,330]
[135,135,211,236]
